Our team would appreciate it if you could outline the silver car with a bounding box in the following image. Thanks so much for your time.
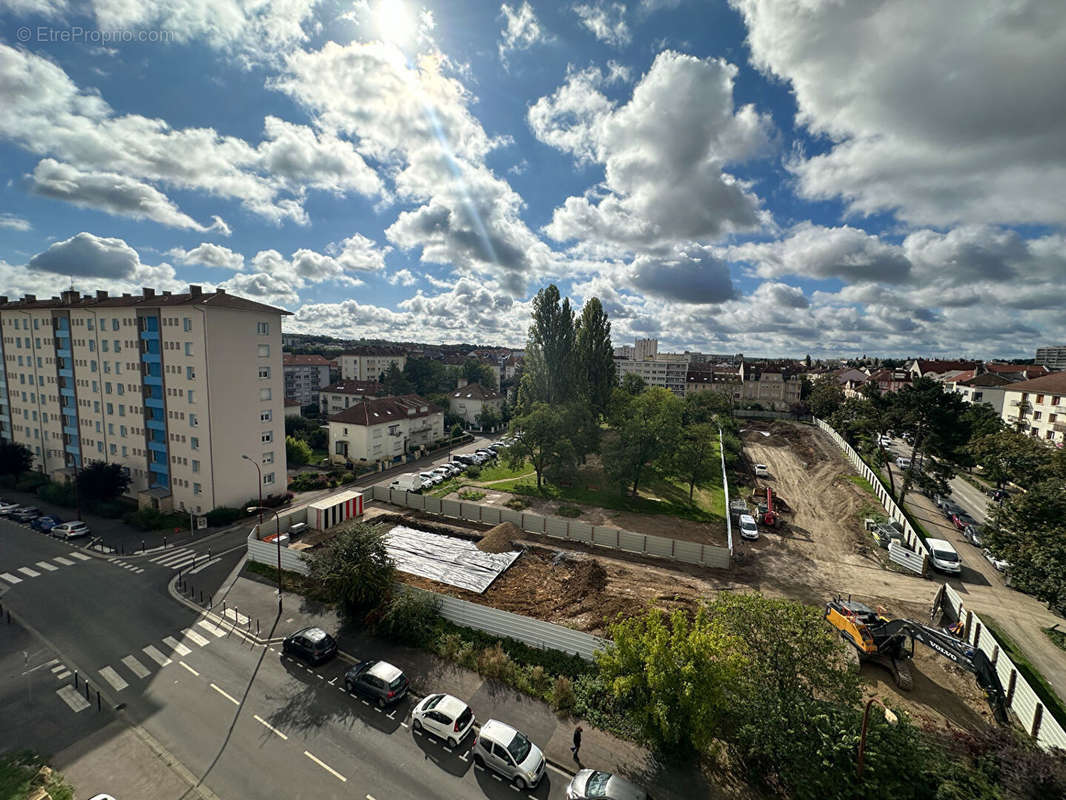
[472,719,544,790]
[566,769,650,800]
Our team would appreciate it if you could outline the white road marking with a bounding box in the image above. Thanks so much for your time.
[121,655,151,679]
[254,715,289,740]
[143,645,172,667]
[150,548,194,565]
[187,557,221,575]
[210,683,240,705]
[304,751,347,782]
[163,636,191,657]
[223,608,249,625]
[35,561,58,572]
[179,661,200,677]
[458,752,468,761]
[53,557,75,566]
[56,670,71,680]
[17,566,40,578]
[56,685,91,712]
[135,568,145,574]
[124,564,138,571]
[165,555,198,570]
[182,628,210,647]
[70,552,90,561]
[400,722,408,728]
[51,664,65,674]
[328,677,338,685]
[98,666,128,691]
[197,620,227,638]
[1,572,22,584]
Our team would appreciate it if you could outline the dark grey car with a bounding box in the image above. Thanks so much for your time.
[344,659,408,708]
[282,626,337,665]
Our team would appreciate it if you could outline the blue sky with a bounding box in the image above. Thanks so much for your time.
[1,0,1064,358]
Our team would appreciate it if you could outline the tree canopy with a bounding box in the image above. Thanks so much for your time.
[574,297,616,418]
[77,461,131,502]
[603,387,683,494]
[307,522,395,619]
[519,284,576,408]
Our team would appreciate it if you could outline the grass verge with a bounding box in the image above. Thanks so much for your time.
[0,752,74,800]
[846,474,877,498]
[1044,626,1066,653]
[980,615,1066,730]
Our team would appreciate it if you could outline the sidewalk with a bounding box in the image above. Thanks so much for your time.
[212,570,713,800]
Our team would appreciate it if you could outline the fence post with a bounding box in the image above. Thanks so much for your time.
[991,644,999,664]
[964,610,974,642]
[1031,703,1044,739]
[973,623,983,650]
[1006,669,1018,705]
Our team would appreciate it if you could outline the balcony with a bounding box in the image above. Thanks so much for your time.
[1054,422,1066,433]
[63,424,78,437]
[146,417,166,431]
[147,439,167,453]
[64,443,80,456]
[143,373,163,386]
[144,395,164,409]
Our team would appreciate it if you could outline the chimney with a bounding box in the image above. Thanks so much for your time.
[96,290,109,300]
[189,284,202,297]
[162,290,171,296]
[122,293,131,298]
[60,289,79,304]
[216,288,225,295]
[24,294,36,302]
[457,377,468,388]
[142,288,155,298]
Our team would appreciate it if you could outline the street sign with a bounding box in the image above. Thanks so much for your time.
[196,516,208,530]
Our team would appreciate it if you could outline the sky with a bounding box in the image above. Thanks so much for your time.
[0,0,1064,359]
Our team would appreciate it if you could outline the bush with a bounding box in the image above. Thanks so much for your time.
[206,506,245,526]
[551,675,577,714]
[91,500,130,518]
[374,591,441,646]
[122,508,187,531]
[477,642,518,683]
[504,496,530,510]
[556,504,583,518]
[288,473,331,492]
[466,465,482,479]
[458,490,485,501]
[16,471,48,492]
[245,492,293,510]
[37,480,77,507]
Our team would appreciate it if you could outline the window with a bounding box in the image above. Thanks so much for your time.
[1047,430,1055,440]
[121,446,128,457]
[119,405,125,416]
[192,460,200,473]
[1036,394,1045,404]
[112,319,119,331]
[1054,396,1061,406]
[109,443,117,455]
[114,339,121,353]
[264,472,275,485]
[193,482,202,495]
[262,451,274,464]
[117,384,124,395]
[94,401,100,413]
[256,322,270,335]
[260,409,272,422]
[120,425,127,437]
[261,431,273,444]
[189,413,199,427]
[108,423,114,434]
[102,340,109,352]
[97,441,103,453]
[183,318,191,332]
[89,340,95,352]
[90,360,97,372]
[258,366,271,379]
[257,343,271,359]
[1034,411,1043,420]
[1050,414,1057,423]
[190,436,199,450]
[259,388,272,401]
[186,366,195,380]
[87,319,94,331]
[186,390,195,403]
[105,382,112,394]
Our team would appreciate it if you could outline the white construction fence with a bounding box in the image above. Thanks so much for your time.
[814,418,931,571]
[368,484,732,569]
[941,585,1066,751]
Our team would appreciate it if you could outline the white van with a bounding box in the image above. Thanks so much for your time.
[895,456,911,469]
[926,538,962,574]
[389,473,424,493]
[754,464,770,477]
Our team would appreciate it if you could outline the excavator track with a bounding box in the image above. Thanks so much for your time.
[893,657,913,690]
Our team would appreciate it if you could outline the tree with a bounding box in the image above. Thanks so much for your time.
[507,403,578,490]
[574,297,616,418]
[619,373,647,396]
[808,379,845,418]
[668,422,718,500]
[893,377,971,502]
[970,429,1051,490]
[0,440,33,478]
[475,404,502,432]
[461,358,497,390]
[603,387,683,495]
[403,357,450,396]
[519,284,576,408]
[307,522,395,619]
[683,391,731,425]
[380,361,414,395]
[286,435,313,467]
[76,461,131,502]
[961,402,1004,442]
[597,606,739,755]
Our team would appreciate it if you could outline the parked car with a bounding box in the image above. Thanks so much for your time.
[983,548,1010,572]
[419,471,442,486]
[10,506,42,522]
[895,456,911,469]
[443,463,462,477]
[472,719,545,790]
[453,454,477,466]
[951,511,977,532]
[926,538,962,574]
[941,501,963,521]
[963,523,983,547]
[753,464,770,477]
[411,693,475,748]
[566,769,651,800]
[31,514,63,532]
[0,501,21,516]
[738,514,759,541]
[389,473,424,493]
[420,478,434,491]
[476,449,496,460]
[51,521,90,540]
[281,626,338,665]
[932,492,951,509]
[344,660,409,708]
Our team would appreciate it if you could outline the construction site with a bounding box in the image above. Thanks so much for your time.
[366,420,1036,734]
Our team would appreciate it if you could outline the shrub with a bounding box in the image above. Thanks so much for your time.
[466,465,482,479]
[374,591,441,646]
[478,642,517,683]
[37,480,77,507]
[16,471,48,492]
[436,632,465,661]
[206,506,245,526]
[246,492,293,510]
[556,504,582,518]
[91,500,130,518]
[504,496,530,510]
[458,490,486,501]
[122,508,187,531]
[551,675,577,714]
[528,665,551,696]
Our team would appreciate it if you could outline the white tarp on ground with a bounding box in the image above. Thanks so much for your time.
[384,525,521,594]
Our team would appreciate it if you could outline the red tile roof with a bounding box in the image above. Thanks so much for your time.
[283,354,331,366]
[1000,372,1066,394]
[328,395,441,426]
[450,383,501,401]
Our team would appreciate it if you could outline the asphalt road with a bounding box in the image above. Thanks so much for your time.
[0,520,573,800]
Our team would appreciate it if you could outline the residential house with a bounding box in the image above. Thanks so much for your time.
[949,372,1012,417]
[867,369,912,394]
[613,338,689,396]
[327,394,444,466]
[907,359,980,382]
[1000,372,1066,446]
[318,379,383,416]
[284,397,303,417]
[738,364,804,410]
[685,366,741,401]
[337,347,406,381]
[449,381,504,429]
[282,354,331,408]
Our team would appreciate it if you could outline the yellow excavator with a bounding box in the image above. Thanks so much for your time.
[825,592,1008,724]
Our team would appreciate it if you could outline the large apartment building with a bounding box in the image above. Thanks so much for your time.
[1000,372,1066,446]
[337,347,405,382]
[0,286,288,514]
[282,354,331,408]
[613,338,689,396]
[1035,346,1066,371]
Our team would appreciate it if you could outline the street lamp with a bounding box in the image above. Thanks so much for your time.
[241,454,263,529]
[247,504,283,614]
[857,697,899,778]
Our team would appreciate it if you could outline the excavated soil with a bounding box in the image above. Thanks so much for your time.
[476,521,521,553]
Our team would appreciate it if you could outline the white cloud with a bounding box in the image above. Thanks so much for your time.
[0,213,31,231]
[19,232,183,293]
[388,268,417,286]
[573,2,630,47]
[629,250,736,304]
[167,242,245,270]
[499,2,548,65]
[536,51,774,255]
[329,233,390,271]
[218,272,300,307]
[730,0,1066,227]
[28,158,230,232]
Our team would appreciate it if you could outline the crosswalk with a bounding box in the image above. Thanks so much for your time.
[103,546,221,576]
[0,552,89,585]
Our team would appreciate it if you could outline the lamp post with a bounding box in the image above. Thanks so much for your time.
[857,697,898,778]
[241,454,263,529]
[247,504,283,614]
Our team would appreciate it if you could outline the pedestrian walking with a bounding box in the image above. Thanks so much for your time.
[570,725,583,761]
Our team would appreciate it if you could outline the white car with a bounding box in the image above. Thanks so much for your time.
[419,471,442,485]
[896,456,912,469]
[983,548,1010,572]
[411,693,475,748]
[472,719,545,790]
[738,514,759,541]
[926,537,962,574]
[51,521,90,540]
[754,464,769,477]
[0,501,20,515]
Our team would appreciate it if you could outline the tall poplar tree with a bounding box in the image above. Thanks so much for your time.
[574,297,616,419]
[519,284,576,408]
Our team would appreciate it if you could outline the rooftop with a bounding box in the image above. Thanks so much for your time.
[320,379,383,396]
[283,354,331,366]
[1001,371,1066,394]
[450,383,501,401]
[0,286,291,315]
[328,394,441,426]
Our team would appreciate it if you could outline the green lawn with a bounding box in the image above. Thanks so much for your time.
[469,460,535,483]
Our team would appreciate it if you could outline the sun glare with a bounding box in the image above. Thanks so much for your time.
[374,0,417,46]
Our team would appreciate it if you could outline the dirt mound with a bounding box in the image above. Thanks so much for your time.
[562,557,608,598]
[477,521,521,553]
